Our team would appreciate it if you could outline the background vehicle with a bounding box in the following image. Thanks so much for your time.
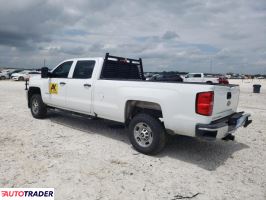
[257,76,265,79]
[183,73,222,84]
[146,74,159,80]
[218,76,229,84]
[11,70,40,81]
[10,69,24,77]
[11,70,30,81]
[148,74,183,82]
[27,53,251,155]
[0,70,10,80]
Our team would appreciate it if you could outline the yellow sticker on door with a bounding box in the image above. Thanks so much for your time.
[49,83,58,94]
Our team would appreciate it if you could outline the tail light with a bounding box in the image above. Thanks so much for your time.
[196,91,214,116]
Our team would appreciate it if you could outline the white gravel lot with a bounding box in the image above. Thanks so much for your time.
[0,79,265,200]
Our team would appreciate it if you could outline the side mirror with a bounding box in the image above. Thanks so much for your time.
[41,67,49,78]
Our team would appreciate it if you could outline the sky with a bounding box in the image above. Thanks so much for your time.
[0,0,266,74]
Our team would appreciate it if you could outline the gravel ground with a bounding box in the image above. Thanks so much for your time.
[0,79,265,200]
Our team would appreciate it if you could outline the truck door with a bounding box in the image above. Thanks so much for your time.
[66,60,95,114]
[47,61,73,108]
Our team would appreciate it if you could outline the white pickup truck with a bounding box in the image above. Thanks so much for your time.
[183,73,228,84]
[27,53,252,155]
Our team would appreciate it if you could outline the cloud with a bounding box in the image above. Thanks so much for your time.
[162,31,179,40]
[221,32,250,41]
[0,0,265,73]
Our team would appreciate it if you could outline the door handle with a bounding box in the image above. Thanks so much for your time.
[84,84,91,87]
[60,82,66,85]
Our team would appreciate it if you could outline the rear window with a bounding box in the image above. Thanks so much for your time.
[193,74,201,77]
[73,60,95,79]
[101,60,143,80]
[100,54,144,80]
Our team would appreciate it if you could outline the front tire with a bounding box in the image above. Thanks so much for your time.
[30,94,47,119]
[18,76,24,81]
[128,113,166,155]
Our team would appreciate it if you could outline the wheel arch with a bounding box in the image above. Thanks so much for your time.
[124,100,163,126]
[28,87,41,108]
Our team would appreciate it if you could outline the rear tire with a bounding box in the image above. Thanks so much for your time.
[30,94,47,119]
[206,81,212,84]
[1,76,6,80]
[128,113,166,155]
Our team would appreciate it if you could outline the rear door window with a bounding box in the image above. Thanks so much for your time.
[73,60,95,79]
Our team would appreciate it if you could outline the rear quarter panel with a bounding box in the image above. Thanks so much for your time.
[93,80,215,137]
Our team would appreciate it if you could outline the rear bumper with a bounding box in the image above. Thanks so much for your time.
[196,112,252,140]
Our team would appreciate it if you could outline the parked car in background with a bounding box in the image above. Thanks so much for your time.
[11,70,40,81]
[11,70,30,81]
[149,74,183,82]
[0,71,10,80]
[218,76,229,84]
[257,76,265,79]
[144,73,154,80]
[183,73,228,84]
[9,69,24,77]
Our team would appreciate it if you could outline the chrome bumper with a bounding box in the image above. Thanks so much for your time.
[196,112,252,140]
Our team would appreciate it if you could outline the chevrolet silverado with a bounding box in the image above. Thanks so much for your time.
[27,53,252,154]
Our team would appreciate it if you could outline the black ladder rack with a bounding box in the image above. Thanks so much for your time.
[101,53,145,80]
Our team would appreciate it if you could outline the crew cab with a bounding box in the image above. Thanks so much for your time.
[27,53,251,154]
[183,73,229,84]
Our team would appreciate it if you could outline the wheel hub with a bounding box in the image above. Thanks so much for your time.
[32,99,39,114]
[134,122,153,147]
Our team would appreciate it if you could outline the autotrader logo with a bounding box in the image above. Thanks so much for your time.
[0,188,54,200]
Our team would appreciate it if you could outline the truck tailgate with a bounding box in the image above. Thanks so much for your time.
[212,85,240,120]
